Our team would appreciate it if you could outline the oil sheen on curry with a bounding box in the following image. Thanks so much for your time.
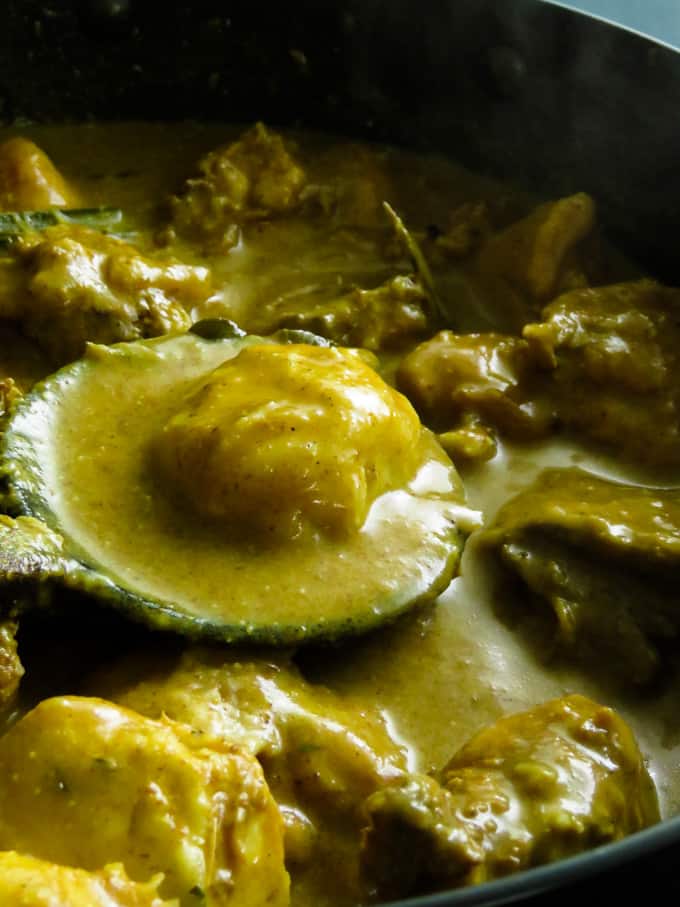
[0,123,677,907]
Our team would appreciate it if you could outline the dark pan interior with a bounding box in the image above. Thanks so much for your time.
[2,0,680,903]
[2,0,680,281]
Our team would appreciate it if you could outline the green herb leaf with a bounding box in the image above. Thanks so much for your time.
[0,207,124,247]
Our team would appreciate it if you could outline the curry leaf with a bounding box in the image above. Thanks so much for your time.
[0,207,124,247]
[382,201,447,324]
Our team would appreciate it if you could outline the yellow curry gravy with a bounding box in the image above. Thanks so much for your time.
[0,122,678,907]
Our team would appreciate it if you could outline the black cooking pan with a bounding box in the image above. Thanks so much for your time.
[2,0,680,904]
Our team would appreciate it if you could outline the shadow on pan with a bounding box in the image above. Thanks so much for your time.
[2,0,680,904]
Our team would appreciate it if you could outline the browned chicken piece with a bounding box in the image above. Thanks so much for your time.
[169,123,306,250]
[398,277,680,468]
[0,695,289,907]
[427,193,601,334]
[0,224,209,364]
[476,192,597,304]
[360,694,659,901]
[0,852,175,907]
[256,274,430,351]
[524,279,680,467]
[397,330,548,461]
[481,467,680,685]
[0,138,81,211]
[397,330,537,431]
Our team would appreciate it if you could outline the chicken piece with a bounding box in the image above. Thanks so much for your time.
[0,696,289,907]
[396,330,548,454]
[0,225,206,364]
[102,650,408,818]
[399,280,680,468]
[0,852,175,907]
[477,192,597,304]
[360,694,659,900]
[91,648,408,894]
[523,279,680,467]
[423,194,599,334]
[0,138,80,211]
[481,467,680,684]
[170,124,306,249]
[256,275,429,351]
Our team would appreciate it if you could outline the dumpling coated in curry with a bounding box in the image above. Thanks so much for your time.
[154,342,424,539]
[0,696,289,907]
[0,330,471,643]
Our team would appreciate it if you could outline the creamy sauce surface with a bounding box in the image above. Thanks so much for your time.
[38,337,466,633]
[1,121,680,907]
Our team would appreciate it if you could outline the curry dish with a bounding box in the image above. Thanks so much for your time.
[0,122,677,906]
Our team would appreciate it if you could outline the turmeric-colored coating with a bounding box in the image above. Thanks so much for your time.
[155,343,423,539]
[524,280,680,466]
[93,648,409,899]
[0,225,208,364]
[170,123,306,248]
[0,697,289,907]
[0,853,175,907]
[397,330,544,438]
[360,695,659,899]
[0,137,80,211]
[481,467,680,684]
[256,275,430,351]
[0,123,670,907]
